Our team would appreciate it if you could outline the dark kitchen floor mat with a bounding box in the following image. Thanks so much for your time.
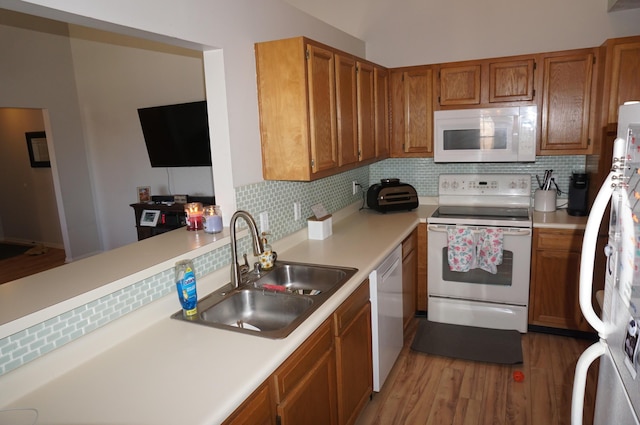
[411,319,523,364]
[0,243,31,260]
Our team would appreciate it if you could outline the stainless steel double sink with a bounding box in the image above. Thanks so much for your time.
[171,261,357,338]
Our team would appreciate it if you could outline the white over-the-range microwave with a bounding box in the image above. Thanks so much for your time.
[433,105,537,163]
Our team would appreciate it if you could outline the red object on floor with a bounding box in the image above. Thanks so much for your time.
[513,371,525,382]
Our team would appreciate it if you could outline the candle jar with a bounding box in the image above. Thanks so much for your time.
[184,202,204,231]
[203,205,223,234]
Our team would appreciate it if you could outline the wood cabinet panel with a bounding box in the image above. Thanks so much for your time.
[222,382,274,425]
[256,38,341,181]
[273,318,334,401]
[334,281,372,425]
[374,66,390,159]
[606,39,640,124]
[439,64,481,105]
[489,59,535,103]
[356,61,376,162]
[276,347,337,425]
[308,44,339,173]
[256,36,389,180]
[417,223,428,312]
[390,67,434,157]
[539,50,596,154]
[335,54,358,167]
[273,318,337,424]
[402,228,418,329]
[404,68,434,154]
[529,228,603,332]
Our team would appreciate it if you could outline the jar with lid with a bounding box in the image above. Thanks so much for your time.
[203,205,223,234]
[184,202,204,231]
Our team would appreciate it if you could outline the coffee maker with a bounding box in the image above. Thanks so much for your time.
[568,172,589,216]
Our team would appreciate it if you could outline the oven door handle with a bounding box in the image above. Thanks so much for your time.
[427,225,531,236]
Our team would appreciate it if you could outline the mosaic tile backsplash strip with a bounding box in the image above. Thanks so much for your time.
[370,156,586,198]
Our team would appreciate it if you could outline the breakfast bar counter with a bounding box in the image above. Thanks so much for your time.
[0,205,436,425]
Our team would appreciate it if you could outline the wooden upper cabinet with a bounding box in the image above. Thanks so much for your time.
[539,49,597,154]
[374,66,390,159]
[356,61,376,162]
[256,38,337,181]
[256,36,388,181]
[390,66,434,157]
[488,59,535,103]
[308,44,339,173]
[603,36,640,125]
[335,54,359,167]
[438,64,481,106]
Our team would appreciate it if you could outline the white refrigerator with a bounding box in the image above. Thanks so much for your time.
[572,101,640,425]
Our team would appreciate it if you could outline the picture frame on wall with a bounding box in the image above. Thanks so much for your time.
[137,186,151,203]
[139,210,160,227]
[25,131,50,168]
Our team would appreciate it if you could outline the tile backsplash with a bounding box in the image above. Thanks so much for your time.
[370,156,586,198]
[0,154,586,376]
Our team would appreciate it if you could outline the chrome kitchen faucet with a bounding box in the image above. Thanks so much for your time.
[229,210,264,287]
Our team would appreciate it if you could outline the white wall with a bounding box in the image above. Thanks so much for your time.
[0,11,217,251]
[0,10,101,260]
[0,0,366,208]
[0,108,63,247]
[284,0,640,67]
[67,25,212,248]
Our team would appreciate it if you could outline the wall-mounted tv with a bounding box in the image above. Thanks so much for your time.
[137,100,212,167]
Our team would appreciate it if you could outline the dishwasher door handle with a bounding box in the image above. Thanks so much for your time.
[427,225,531,236]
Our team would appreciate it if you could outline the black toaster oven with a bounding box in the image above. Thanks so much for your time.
[367,179,418,213]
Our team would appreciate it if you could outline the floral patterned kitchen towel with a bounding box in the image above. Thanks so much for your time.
[477,228,504,274]
[447,227,476,272]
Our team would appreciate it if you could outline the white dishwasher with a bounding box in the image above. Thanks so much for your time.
[369,244,403,392]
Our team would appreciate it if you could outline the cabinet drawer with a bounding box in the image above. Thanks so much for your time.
[333,280,369,335]
[535,229,583,251]
[272,318,333,401]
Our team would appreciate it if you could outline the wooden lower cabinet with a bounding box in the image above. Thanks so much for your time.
[224,280,373,425]
[529,228,605,332]
[402,227,418,329]
[273,318,338,425]
[417,223,428,312]
[334,280,373,425]
[222,381,275,425]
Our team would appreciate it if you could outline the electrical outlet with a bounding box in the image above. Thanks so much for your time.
[293,202,301,221]
[352,181,359,195]
[259,211,269,233]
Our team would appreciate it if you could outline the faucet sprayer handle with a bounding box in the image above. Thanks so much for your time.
[238,253,250,276]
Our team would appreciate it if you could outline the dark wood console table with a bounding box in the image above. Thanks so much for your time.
[130,196,215,241]
[130,202,187,241]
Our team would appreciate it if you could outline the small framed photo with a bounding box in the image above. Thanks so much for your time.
[173,194,188,204]
[140,210,160,227]
[25,131,50,168]
[137,186,151,203]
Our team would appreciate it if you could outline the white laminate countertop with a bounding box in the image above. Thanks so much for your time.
[532,208,588,230]
[0,205,436,425]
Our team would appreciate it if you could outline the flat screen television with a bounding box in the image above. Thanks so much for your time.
[137,100,212,167]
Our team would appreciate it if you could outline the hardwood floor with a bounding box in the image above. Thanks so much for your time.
[0,246,66,284]
[356,319,598,425]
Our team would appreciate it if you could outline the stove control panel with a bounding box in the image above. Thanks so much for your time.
[438,174,531,197]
